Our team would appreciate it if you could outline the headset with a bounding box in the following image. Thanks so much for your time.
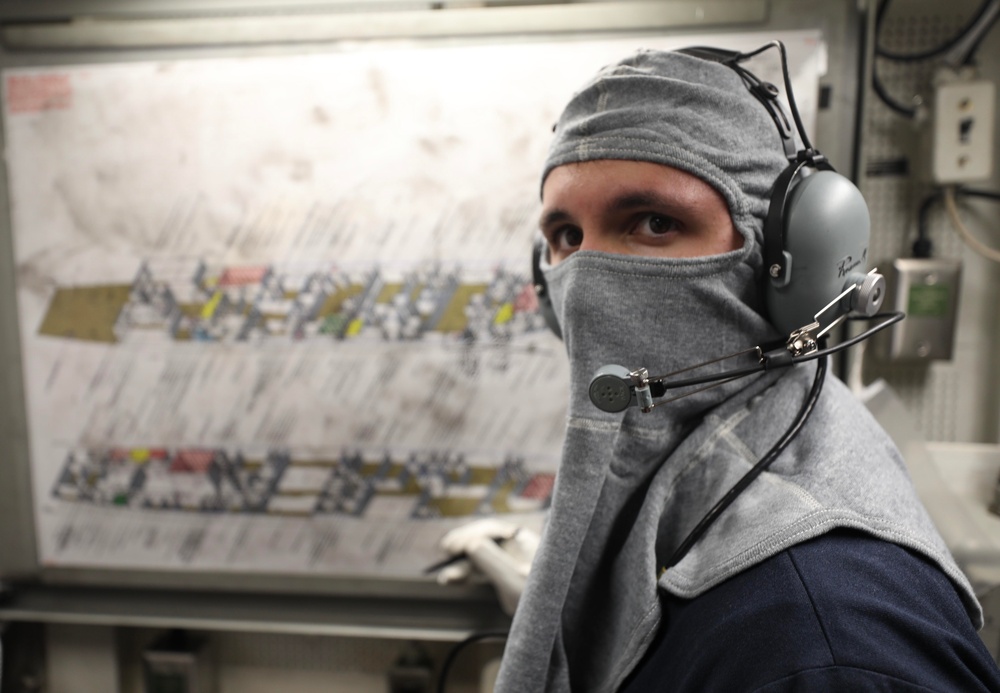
[532,41,897,412]
[529,41,904,568]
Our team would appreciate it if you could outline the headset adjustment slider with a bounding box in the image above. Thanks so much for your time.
[796,148,828,167]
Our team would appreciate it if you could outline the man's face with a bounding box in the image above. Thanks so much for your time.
[539,159,742,265]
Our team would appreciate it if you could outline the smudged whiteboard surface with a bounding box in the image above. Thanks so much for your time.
[2,31,824,578]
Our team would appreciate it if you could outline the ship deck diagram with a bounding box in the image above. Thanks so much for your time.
[52,446,555,520]
[38,259,548,346]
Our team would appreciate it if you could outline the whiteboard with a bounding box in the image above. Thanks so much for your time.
[1,30,825,580]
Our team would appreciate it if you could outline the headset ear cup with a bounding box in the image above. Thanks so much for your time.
[531,238,562,340]
[764,169,873,335]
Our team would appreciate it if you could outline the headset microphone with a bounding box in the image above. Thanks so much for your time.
[589,365,634,413]
[587,306,903,414]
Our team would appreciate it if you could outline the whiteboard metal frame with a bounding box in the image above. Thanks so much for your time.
[0,0,867,609]
[1,1,769,48]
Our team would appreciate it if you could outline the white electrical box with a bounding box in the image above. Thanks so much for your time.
[926,68,996,183]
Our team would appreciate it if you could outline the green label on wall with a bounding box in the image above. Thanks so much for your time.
[908,284,950,317]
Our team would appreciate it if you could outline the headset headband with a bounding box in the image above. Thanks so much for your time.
[676,42,837,284]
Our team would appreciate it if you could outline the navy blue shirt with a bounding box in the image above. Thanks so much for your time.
[620,530,1000,692]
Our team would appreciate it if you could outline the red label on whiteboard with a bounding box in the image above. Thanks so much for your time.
[6,73,72,114]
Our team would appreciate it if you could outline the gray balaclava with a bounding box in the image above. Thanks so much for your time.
[493,49,979,693]
[541,49,788,254]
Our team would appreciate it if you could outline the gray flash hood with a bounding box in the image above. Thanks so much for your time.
[494,49,980,693]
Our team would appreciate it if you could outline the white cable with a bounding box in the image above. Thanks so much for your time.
[943,185,1000,263]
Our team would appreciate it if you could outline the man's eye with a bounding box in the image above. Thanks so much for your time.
[552,226,583,252]
[636,214,679,237]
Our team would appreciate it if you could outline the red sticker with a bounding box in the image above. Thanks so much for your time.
[6,73,72,114]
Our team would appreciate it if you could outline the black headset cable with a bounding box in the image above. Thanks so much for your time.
[876,0,999,63]
[873,0,1000,117]
[436,630,508,693]
[665,348,829,570]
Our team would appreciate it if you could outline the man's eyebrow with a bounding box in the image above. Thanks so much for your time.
[539,208,573,230]
[609,191,680,213]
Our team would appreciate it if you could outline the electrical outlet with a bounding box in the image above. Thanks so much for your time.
[926,68,996,184]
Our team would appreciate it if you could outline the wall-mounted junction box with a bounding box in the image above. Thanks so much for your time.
[874,258,962,362]
[924,68,996,184]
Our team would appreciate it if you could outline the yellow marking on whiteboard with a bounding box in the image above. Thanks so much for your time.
[346,318,364,337]
[201,291,223,319]
[130,449,150,464]
[37,285,131,343]
[317,284,364,317]
[494,302,514,325]
[436,284,487,332]
[428,497,482,517]
[376,283,403,304]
